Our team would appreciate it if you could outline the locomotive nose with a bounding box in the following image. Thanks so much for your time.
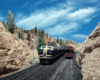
[43,48,47,57]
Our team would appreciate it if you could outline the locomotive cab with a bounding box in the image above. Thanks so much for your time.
[39,46,53,64]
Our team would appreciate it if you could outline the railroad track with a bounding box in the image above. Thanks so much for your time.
[66,60,71,80]
[1,64,47,80]
[53,59,72,80]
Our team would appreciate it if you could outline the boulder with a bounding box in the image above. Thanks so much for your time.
[0,22,33,75]
[77,22,100,80]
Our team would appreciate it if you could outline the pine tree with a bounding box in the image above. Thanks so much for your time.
[7,11,16,34]
[18,31,20,38]
[20,28,23,39]
[50,34,51,40]
[22,34,24,40]
[47,32,48,38]
[27,32,31,46]
[37,30,45,52]
[56,36,59,42]
[35,26,37,36]
[41,29,45,38]
[60,39,63,46]
[27,32,31,41]
[66,41,68,45]
[53,41,55,46]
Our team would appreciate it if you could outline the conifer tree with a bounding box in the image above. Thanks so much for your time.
[60,39,63,46]
[47,32,48,38]
[22,34,24,40]
[37,30,45,52]
[27,32,31,41]
[41,29,45,38]
[53,41,55,46]
[18,31,20,38]
[50,34,51,40]
[7,11,16,34]
[56,36,59,43]
[66,41,68,45]
[20,28,23,39]
[27,32,31,46]
[35,26,37,36]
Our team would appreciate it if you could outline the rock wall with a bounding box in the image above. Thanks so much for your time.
[76,22,100,80]
[0,22,33,75]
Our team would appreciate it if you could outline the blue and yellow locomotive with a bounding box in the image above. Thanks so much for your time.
[38,46,65,64]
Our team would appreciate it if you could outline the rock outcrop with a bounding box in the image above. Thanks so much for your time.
[0,22,33,75]
[77,22,100,80]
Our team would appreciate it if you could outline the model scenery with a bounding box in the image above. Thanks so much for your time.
[0,0,100,80]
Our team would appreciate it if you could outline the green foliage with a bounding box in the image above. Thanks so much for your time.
[7,11,16,34]
[56,36,59,42]
[37,30,45,52]
[18,31,20,38]
[28,41,30,46]
[53,41,57,46]
[27,32,31,46]
[2,21,7,29]
[31,45,33,49]
[41,29,45,38]
[27,32,31,41]
[60,39,63,46]
[66,41,68,45]
[47,32,48,38]
[20,28,23,39]
[22,34,24,40]
[35,26,37,36]
[35,26,37,33]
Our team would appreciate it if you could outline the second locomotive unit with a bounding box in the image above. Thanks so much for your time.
[38,46,65,64]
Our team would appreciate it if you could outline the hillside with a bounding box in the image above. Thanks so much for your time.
[62,40,79,49]
[13,27,61,49]
[1,21,79,50]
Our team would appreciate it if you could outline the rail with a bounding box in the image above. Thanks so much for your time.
[1,64,47,80]
[66,60,71,80]
[53,60,67,80]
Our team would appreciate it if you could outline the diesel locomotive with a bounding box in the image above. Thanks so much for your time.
[65,45,74,59]
[38,46,65,64]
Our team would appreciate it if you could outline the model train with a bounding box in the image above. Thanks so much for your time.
[65,45,74,59]
[38,46,65,64]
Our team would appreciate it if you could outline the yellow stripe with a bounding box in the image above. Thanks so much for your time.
[39,55,52,56]
[39,52,64,59]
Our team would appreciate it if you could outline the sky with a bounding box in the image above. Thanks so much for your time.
[0,0,100,43]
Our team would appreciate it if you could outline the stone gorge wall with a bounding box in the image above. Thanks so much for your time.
[76,22,100,80]
[0,22,33,75]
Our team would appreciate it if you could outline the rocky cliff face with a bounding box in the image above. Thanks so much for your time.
[77,22,100,80]
[0,22,33,75]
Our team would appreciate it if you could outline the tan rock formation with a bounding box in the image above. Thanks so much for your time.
[0,22,33,75]
[77,22,100,80]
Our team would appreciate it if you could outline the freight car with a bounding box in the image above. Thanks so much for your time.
[65,45,74,59]
[38,46,65,64]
